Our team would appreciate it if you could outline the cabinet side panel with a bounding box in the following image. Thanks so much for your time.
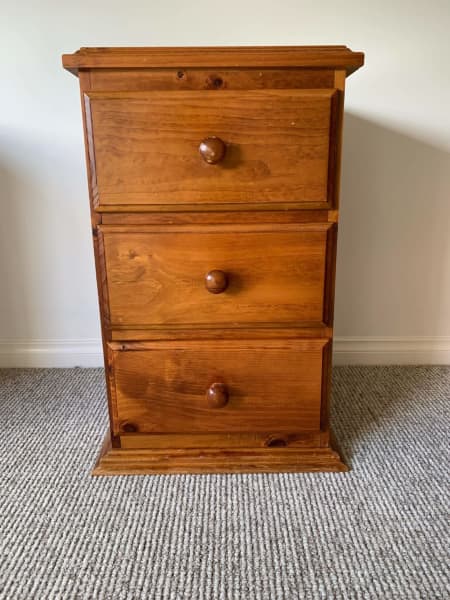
[78,71,120,447]
[329,70,346,210]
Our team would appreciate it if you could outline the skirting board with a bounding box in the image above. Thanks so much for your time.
[0,339,103,368]
[0,337,449,368]
[332,337,450,366]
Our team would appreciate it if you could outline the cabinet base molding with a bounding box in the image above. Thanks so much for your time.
[92,430,348,475]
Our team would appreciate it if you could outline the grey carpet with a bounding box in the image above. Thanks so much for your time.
[0,367,448,600]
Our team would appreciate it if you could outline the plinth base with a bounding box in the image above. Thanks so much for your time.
[92,430,348,475]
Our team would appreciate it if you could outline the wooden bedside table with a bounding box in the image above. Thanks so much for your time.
[62,46,364,474]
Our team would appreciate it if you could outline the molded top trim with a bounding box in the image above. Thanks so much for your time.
[62,45,364,77]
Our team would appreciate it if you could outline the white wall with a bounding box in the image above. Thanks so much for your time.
[1,0,449,366]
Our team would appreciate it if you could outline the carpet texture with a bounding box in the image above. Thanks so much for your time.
[0,366,448,599]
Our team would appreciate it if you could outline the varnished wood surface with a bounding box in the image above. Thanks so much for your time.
[93,429,348,474]
[204,269,228,294]
[206,382,229,408]
[85,89,336,209]
[88,68,336,92]
[78,72,119,447]
[63,45,364,474]
[62,45,364,76]
[101,209,329,225]
[97,202,338,214]
[199,136,227,164]
[119,430,325,449]
[109,339,327,435]
[330,70,346,210]
[109,326,333,341]
[101,224,332,328]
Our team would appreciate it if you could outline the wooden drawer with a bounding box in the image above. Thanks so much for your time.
[109,339,327,435]
[85,89,338,211]
[101,224,334,329]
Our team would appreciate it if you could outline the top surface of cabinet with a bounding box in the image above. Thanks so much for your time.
[62,45,364,76]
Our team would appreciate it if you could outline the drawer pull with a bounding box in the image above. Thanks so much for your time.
[206,382,229,408]
[199,136,226,164]
[205,270,228,294]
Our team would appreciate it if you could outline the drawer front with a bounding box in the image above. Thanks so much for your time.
[85,89,338,210]
[109,339,326,434]
[101,224,333,329]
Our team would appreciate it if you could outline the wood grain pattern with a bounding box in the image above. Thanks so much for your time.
[101,224,332,329]
[62,45,364,474]
[85,89,337,209]
[109,326,333,341]
[62,45,364,76]
[88,68,336,92]
[119,430,323,449]
[78,72,119,447]
[93,429,348,474]
[101,210,329,225]
[109,339,327,435]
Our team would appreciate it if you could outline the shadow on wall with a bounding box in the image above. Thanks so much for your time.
[335,113,450,338]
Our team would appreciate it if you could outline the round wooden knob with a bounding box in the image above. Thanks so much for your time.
[205,270,228,294]
[206,383,229,408]
[199,136,226,164]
